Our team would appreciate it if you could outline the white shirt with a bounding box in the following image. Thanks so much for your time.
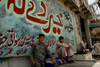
[94,43,100,53]
[56,41,69,49]
[77,41,87,52]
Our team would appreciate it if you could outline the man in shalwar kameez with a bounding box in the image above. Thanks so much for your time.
[77,37,87,54]
[56,36,74,63]
[30,34,56,67]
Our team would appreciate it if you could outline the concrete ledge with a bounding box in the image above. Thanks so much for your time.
[73,52,92,60]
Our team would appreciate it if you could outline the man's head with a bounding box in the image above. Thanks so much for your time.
[59,36,64,43]
[82,37,86,43]
[39,34,45,43]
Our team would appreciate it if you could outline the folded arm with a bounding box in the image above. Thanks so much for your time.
[57,41,69,48]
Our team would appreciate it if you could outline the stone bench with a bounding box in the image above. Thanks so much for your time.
[73,52,92,60]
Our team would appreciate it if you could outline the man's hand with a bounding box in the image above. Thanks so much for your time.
[52,59,56,64]
[32,60,35,65]
[83,48,86,51]
[69,45,72,48]
[66,43,69,45]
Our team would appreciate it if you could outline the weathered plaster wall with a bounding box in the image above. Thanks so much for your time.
[0,0,82,67]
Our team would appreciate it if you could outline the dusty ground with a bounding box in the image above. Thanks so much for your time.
[55,60,100,67]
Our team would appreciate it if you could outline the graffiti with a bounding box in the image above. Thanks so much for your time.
[0,33,8,46]
[0,51,3,56]
[0,48,27,56]
[0,0,64,35]
[3,48,13,56]
[89,17,100,27]
[15,48,27,55]
[63,11,71,22]
[0,30,36,48]
[90,18,100,23]
[64,24,73,33]
[0,30,57,48]
[0,0,76,57]
[47,37,56,47]
[0,30,58,56]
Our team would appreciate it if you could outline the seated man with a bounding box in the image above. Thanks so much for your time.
[94,41,100,53]
[77,37,87,54]
[56,36,74,63]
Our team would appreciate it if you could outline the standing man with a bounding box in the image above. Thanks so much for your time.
[30,34,56,67]
[77,37,87,54]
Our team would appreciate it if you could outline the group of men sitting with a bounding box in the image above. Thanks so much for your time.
[30,34,87,67]
[56,36,87,63]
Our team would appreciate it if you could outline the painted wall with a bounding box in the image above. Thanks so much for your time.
[0,57,31,67]
[0,0,76,58]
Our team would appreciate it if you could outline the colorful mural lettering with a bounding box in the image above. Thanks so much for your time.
[0,0,76,57]
[89,17,100,27]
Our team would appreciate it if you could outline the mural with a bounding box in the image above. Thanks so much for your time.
[0,0,76,57]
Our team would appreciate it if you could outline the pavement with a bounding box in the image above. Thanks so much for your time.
[55,60,100,67]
